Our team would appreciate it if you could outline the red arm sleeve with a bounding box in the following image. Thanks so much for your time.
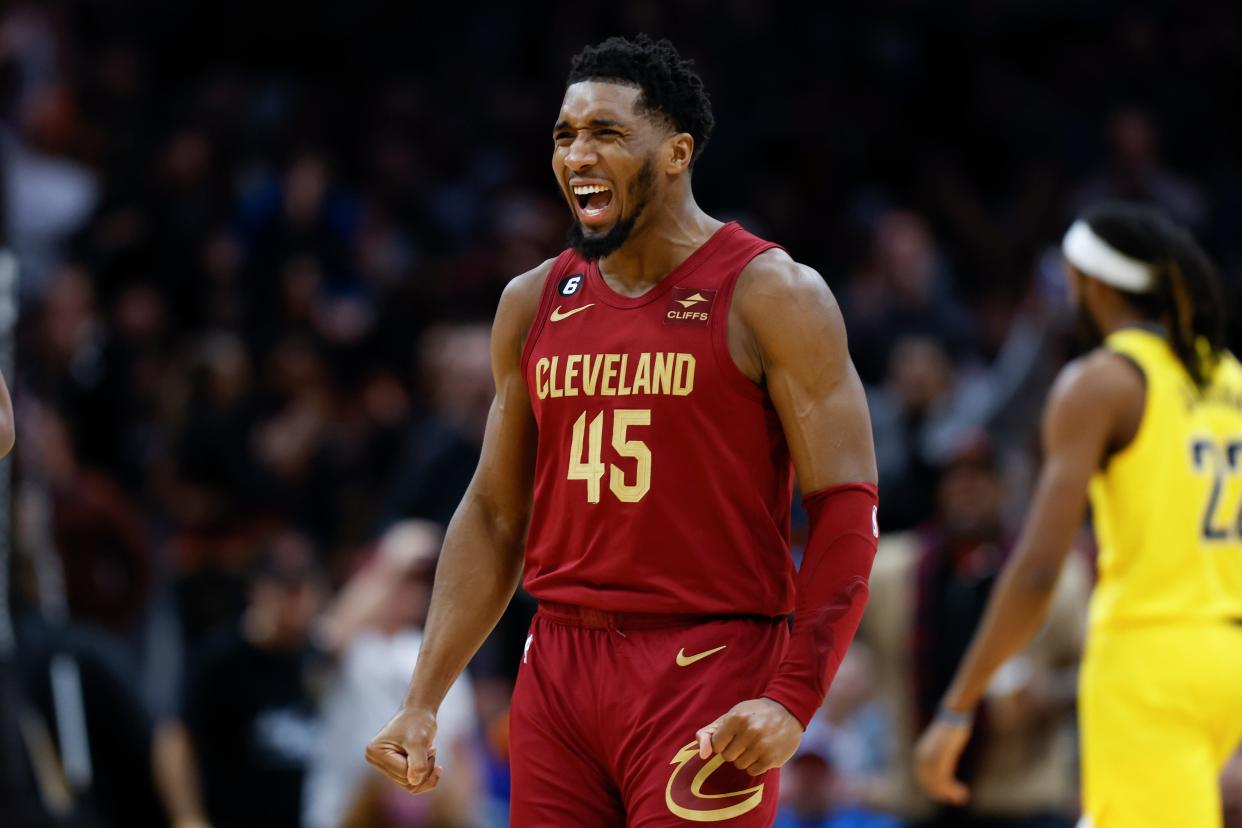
[761,482,879,728]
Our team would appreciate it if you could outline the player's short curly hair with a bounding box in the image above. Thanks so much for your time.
[567,34,714,165]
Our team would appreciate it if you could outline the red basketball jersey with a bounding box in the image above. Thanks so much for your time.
[520,222,795,616]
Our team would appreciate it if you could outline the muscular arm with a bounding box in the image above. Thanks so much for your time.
[366,260,547,791]
[914,349,1142,805]
[733,251,876,490]
[697,252,878,772]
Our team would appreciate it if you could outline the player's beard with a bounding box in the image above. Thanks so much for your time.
[567,158,655,261]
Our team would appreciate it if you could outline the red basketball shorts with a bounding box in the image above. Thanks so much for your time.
[509,602,791,827]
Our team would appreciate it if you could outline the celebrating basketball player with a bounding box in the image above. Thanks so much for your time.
[365,35,878,826]
[915,203,1242,828]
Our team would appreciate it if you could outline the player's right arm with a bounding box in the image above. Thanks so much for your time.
[364,260,549,795]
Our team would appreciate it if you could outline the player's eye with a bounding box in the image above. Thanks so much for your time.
[597,129,621,137]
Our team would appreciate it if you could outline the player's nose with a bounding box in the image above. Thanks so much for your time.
[564,134,597,172]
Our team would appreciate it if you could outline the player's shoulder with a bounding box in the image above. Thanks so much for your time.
[492,257,558,363]
[733,247,838,316]
[496,257,557,326]
[500,256,558,311]
[1047,347,1145,426]
[1056,347,1146,398]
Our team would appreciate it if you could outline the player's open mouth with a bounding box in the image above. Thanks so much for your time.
[572,183,614,225]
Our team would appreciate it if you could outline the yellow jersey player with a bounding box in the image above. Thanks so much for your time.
[914,201,1242,827]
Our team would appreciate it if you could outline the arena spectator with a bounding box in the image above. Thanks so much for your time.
[379,322,493,529]
[155,532,328,828]
[844,211,979,386]
[306,520,480,828]
[775,748,902,828]
[1071,108,1207,231]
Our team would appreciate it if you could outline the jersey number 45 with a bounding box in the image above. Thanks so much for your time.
[568,409,652,504]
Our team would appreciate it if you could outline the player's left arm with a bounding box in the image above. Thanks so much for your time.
[914,349,1142,805]
[696,250,878,775]
[0,369,13,458]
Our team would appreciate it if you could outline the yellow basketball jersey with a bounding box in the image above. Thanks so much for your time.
[1087,327,1242,631]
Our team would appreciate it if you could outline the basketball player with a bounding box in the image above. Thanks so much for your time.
[915,202,1242,827]
[364,35,879,826]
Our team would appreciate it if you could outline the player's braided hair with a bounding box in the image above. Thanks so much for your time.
[1083,201,1228,387]
[567,34,714,165]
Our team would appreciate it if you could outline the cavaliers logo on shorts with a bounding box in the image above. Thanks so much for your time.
[664,741,764,821]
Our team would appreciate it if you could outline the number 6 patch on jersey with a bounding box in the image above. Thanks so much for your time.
[557,273,584,296]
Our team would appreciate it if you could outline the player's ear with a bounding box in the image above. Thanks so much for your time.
[665,133,694,175]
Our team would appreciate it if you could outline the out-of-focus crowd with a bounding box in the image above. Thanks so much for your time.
[1,2,1241,827]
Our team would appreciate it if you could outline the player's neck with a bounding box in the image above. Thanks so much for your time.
[597,194,723,296]
[1097,303,1151,338]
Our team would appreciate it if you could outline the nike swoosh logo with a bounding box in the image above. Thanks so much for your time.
[676,645,727,667]
[550,303,594,322]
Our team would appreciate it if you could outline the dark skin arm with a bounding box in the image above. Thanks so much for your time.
[364,260,547,795]
[914,349,1143,805]
[0,369,13,458]
[696,250,878,775]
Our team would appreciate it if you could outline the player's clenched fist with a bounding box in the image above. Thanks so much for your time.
[695,698,802,776]
[365,706,443,795]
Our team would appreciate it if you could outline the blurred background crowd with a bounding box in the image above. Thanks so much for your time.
[1,1,1241,827]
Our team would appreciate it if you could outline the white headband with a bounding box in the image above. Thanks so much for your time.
[1062,220,1156,293]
